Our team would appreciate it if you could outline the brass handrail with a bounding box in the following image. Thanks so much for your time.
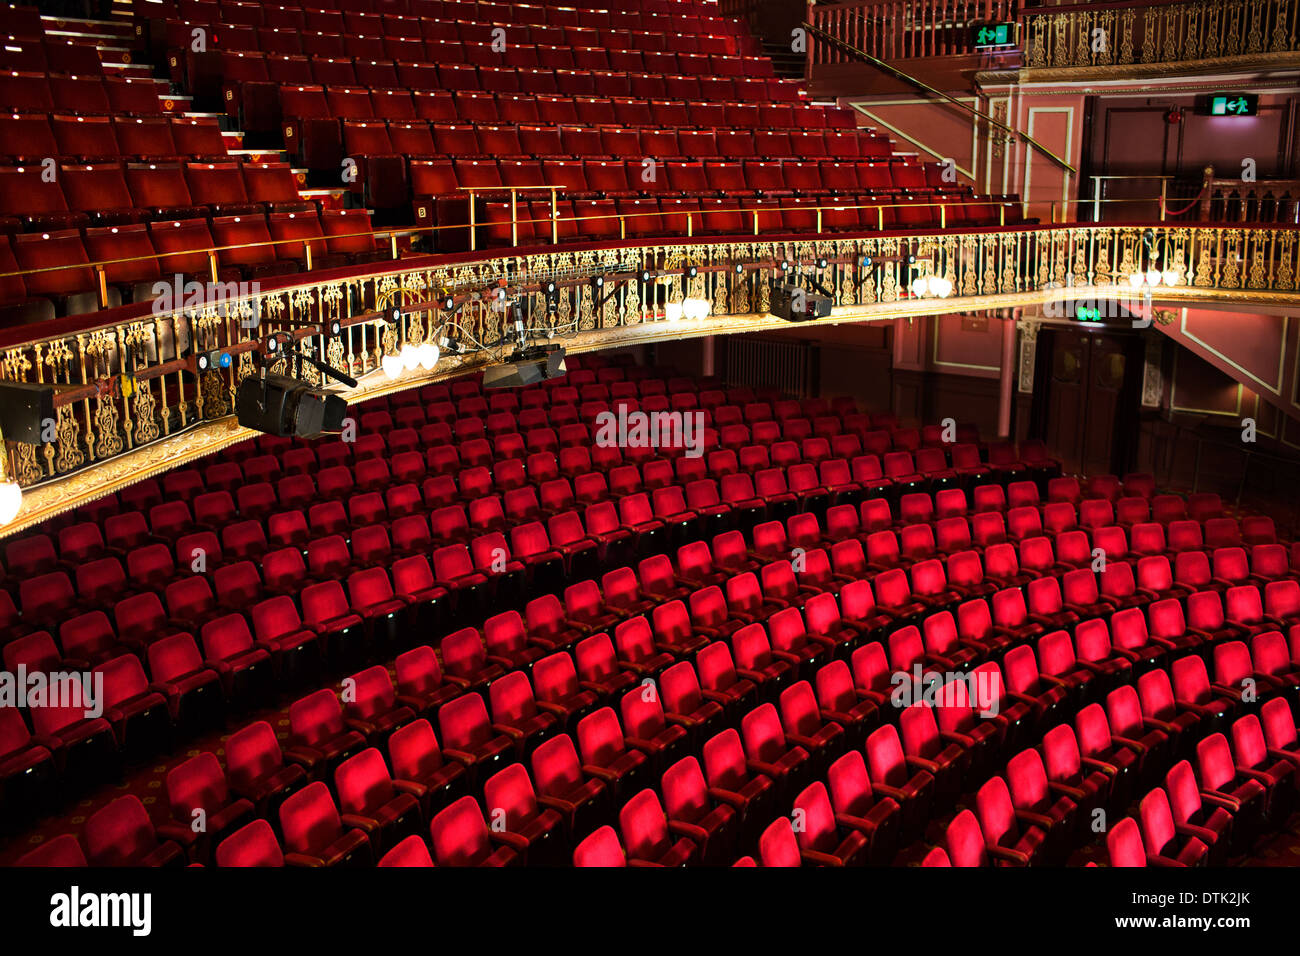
[802,16,1078,175]
[2,194,1206,287]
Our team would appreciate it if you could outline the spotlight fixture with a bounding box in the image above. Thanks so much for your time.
[734,263,745,274]
[442,295,455,310]
[686,264,698,278]
[859,255,873,268]
[817,257,829,270]
[0,381,54,445]
[483,345,567,388]
[235,374,349,439]
[590,276,605,291]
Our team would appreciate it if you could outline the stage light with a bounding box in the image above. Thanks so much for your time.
[236,374,349,439]
[482,346,567,388]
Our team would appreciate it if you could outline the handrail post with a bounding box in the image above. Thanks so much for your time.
[1092,175,1101,222]
[304,240,312,271]
[510,188,518,247]
[96,265,109,309]
[469,188,477,252]
[551,189,558,244]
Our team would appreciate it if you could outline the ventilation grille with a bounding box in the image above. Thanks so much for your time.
[722,335,814,397]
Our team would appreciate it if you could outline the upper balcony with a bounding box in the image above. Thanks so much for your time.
[801,0,1300,93]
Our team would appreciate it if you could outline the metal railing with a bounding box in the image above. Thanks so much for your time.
[1022,0,1300,69]
[809,0,1017,63]
[2,220,1298,509]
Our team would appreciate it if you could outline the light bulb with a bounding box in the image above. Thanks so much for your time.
[683,297,710,320]
[0,481,20,525]
[665,302,683,322]
[1128,273,1145,289]
[382,353,403,379]
[932,277,953,298]
[910,277,928,297]
[418,342,439,370]
[400,343,419,370]
[1145,269,1162,286]
[1162,270,1179,286]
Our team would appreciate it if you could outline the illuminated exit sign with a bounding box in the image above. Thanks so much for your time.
[972,23,1015,47]
[1207,94,1258,116]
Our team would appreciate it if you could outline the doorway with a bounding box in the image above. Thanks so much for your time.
[1030,326,1145,477]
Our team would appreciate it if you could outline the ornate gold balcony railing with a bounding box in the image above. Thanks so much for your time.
[1022,0,1300,70]
[1,219,1298,535]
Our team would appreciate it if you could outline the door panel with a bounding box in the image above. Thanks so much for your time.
[1036,327,1143,477]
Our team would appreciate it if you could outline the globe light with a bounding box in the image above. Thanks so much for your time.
[1128,272,1146,288]
[1145,269,1162,286]
[0,482,21,526]
[417,342,439,370]
[910,276,928,297]
[381,353,403,379]
[664,301,683,322]
[1162,270,1179,286]
[683,297,710,320]
[400,343,419,370]
[930,276,953,298]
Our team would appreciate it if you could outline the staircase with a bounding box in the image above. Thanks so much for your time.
[762,39,806,81]
[38,10,346,210]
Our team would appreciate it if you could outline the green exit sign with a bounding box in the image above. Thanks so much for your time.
[1207,94,1258,116]
[972,23,1015,47]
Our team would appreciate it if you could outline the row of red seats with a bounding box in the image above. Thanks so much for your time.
[341,126,890,165]
[2,159,307,232]
[1,39,108,77]
[1,115,241,165]
[0,209,384,320]
[193,42,774,82]
[219,86,844,130]
[158,0,748,41]
[1109,701,1300,866]
[0,72,168,115]
[8,509,1295,858]
[222,83,842,128]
